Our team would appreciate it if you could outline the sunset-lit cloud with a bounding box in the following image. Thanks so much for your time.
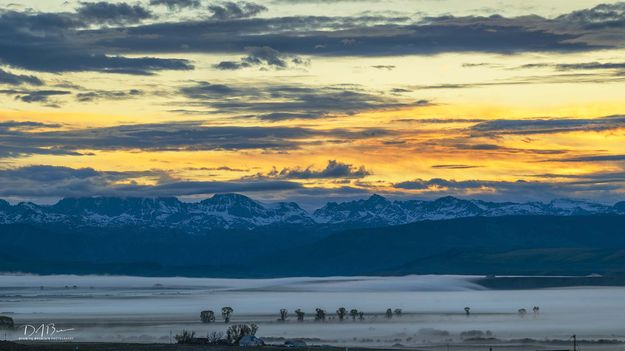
[2,0,625,206]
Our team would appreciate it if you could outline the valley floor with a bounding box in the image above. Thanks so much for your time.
[1,340,622,351]
[2,275,625,349]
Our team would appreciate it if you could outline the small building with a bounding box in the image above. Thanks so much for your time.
[239,335,265,347]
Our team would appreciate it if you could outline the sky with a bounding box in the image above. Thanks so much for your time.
[2,0,625,207]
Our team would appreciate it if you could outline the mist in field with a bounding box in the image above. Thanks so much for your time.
[1,274,624,348]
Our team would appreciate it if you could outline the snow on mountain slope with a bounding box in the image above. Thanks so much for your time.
[0,194,313,231]
[546,198,613,215]
[312,195,621,225]
[0,194,622,231]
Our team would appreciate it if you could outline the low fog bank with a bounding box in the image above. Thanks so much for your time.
[1,274,624,346]
[0,274,485,292]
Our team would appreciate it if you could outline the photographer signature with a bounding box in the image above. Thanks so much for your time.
[22,323,76,338]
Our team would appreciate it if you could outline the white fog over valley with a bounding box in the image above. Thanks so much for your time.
[1,274,624,350]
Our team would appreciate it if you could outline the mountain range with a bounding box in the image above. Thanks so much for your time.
[1,193,624,232]
[3,194,625,280]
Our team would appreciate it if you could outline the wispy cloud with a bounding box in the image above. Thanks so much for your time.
[0,68,43,86]
[76,1,153,25]
[0,165,301,198]
[178,81,430,120]
[149,0,202,10]
[208,1,267,20]
[214,47,309,71]
[470,115,625,136]
[0,120,394,157]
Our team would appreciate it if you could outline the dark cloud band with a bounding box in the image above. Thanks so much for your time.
[0,120,393,157]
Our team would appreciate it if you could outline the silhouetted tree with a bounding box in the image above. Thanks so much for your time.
[464,307,471,316]
[201,310,215,323]
[394,308,402,317]
[350,309,359,321]
[222,306,234,323]
[175,330,195,344]
[385,308,393,319]
[358,311,365,320]
[226,324,258,345]
[295,309,305,321]
[533,306,540,315]
[518,308,527,317]
[336,307,348,321]
[279,309,288,322]
[315,308,326,321]
[0,316,14,329]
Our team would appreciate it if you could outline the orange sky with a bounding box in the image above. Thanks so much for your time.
[2,0,625,206]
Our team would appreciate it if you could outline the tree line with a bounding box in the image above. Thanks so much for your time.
[200,307,405,323]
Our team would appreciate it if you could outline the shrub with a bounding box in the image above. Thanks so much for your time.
[208,331,225,344]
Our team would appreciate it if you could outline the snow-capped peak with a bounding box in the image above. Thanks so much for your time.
[0,194,622,231]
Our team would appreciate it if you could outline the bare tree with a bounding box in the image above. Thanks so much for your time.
[222,306,234,323]
[349,309,359,321]
[336,307,348,321]
[175,330,195,344]
[201,310,215,323]
[279,309,288,322]
[315,308,326,321]
[226,324,258,345]
[0,316,14,329]
[295,309,305,321]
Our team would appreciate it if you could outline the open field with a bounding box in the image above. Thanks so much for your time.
[1,275,625,350]
[2,340,624,351]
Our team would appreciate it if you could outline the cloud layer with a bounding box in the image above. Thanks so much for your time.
[2,1,625,205]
